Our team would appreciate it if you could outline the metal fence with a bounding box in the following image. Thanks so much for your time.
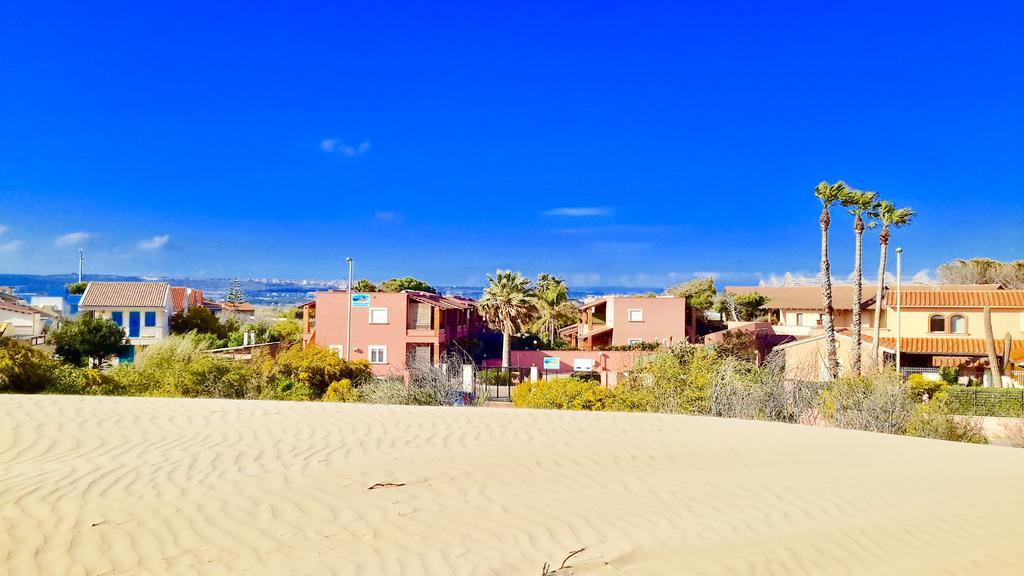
[900,367,940,379]
[476,367,530,401]
[945,387,1024,418]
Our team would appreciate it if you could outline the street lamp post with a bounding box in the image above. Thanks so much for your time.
[345,257,354,362]
[895,247,903,373]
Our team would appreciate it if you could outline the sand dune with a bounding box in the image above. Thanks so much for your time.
[3,395,1024,575]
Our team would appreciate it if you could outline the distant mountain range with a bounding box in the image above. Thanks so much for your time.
[0,274,661,307]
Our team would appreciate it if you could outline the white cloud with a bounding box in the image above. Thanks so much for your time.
[0,240,22,254]
[568,272,602,286]
[374,211,400,221]
[543,207,612,217]
[0,225,8,236]
[321,138,371,156]
[54,231,92,248]
[137,234,170,250]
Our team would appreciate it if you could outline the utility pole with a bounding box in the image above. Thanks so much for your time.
[78,248,85,283]
[895,247,903,373]
[345,257,354,361]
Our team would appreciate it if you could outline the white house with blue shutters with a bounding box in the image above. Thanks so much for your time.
[78,282,173,362]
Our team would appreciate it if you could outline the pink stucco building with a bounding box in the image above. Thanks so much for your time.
[302,290,480,377]
[562,295,690,350]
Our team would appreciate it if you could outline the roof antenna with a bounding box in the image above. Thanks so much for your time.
[78,247,85,283]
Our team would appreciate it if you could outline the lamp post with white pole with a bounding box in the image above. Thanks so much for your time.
[345,257,354,362]
[895,247,903,374]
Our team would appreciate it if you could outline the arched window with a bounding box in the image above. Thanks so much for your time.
[929,314,946,333]
[950,315,966,334]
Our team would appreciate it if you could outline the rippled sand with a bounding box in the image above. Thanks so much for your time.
[3,394,1024,575]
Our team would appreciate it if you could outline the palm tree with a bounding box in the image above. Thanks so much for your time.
[870,201,915,363]
[531,274,577,345]
[815,180,850,379]
[843,189,878,376]
[479,270,538,368]
[984,306,1003,388]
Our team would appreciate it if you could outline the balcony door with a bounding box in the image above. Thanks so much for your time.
[128,311,141,338]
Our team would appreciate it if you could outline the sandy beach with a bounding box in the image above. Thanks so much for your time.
[3,395,1024,575]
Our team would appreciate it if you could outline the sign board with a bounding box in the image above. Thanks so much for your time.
[351,293,371,308]
[573,358,595,372]
[542,356,560,370]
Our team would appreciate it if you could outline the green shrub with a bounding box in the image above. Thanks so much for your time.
[511,377,608,411]
[323,379,359,402]
[939,366,959,386]
[944,386,1024,417]
[907,374,945,401]
[44,366,126,396]
[905,398,988,444]
[273,345,371,398]
[0,338,58,393]
[814,372,911,434]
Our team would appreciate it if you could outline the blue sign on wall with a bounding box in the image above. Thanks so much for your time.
[543,356,560,370]
[351,293,371,307]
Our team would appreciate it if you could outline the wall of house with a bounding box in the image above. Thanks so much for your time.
[782,336,885,381]
[309,291,482,377]
[84,305,171,347]
[779,309,875,329]
[879,308,1024,339]
[503,349,644,388]
[606,297,687,347]
[0,309,42,336]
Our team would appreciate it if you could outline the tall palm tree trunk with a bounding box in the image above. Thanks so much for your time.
[851,215,865,376]
[501,329,512,369]
[984,306,1002,388]
[820,206,839,379]
[871,228,889,364]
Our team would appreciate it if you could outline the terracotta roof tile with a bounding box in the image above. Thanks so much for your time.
[891,290,1024,308]
[876,336,1024,362]
[725,285,874,310]
[171,287,187,314]
[80,282,170,308]
[0,301,42,315]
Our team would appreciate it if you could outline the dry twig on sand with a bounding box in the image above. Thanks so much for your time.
[541,547,586,575]
[367,482,406,490]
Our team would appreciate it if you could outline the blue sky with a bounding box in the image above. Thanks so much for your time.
[1,1,1021,287]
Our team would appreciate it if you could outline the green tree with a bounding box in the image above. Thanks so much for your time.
[815,180,851,379]
[170,306,230,339]
[351,278,378,292]
[843,189,878,376]
[66,282,88,295]
[379,277,436,293]
[871,201,914,362]
[51,313,128,367]
[667,276,717,312]
[531,273,577,345]
[733,292,768,321]
[268,319,302,344]
[225,277,247,304]
[478,270,538,368]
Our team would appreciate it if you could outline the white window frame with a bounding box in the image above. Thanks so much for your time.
[369,308,389,325]
[368,345,387,364]
[628,308,644,322]
[795,313,804,326]
[627,338,643,346]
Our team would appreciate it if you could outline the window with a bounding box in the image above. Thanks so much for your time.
[929,314,946,333]
[369,345,387,364]
[628,338,642,346]
[949,315,966,334]
[111,311,123,326]
[144,311,156,327]
[369,308,389,324]
[628,309,644,322]
[796,313,804,326]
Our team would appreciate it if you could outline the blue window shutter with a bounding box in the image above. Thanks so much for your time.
[111,311,123,326]
[128,311,141,338]
[144,311,156,327]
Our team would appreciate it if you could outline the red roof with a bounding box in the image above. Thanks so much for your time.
[0,301,42,315]
[80,282,170,308]
[220,302,255,312]
[891,290,1024,308]
[171,287,187,314]
[876,336,1024,362]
